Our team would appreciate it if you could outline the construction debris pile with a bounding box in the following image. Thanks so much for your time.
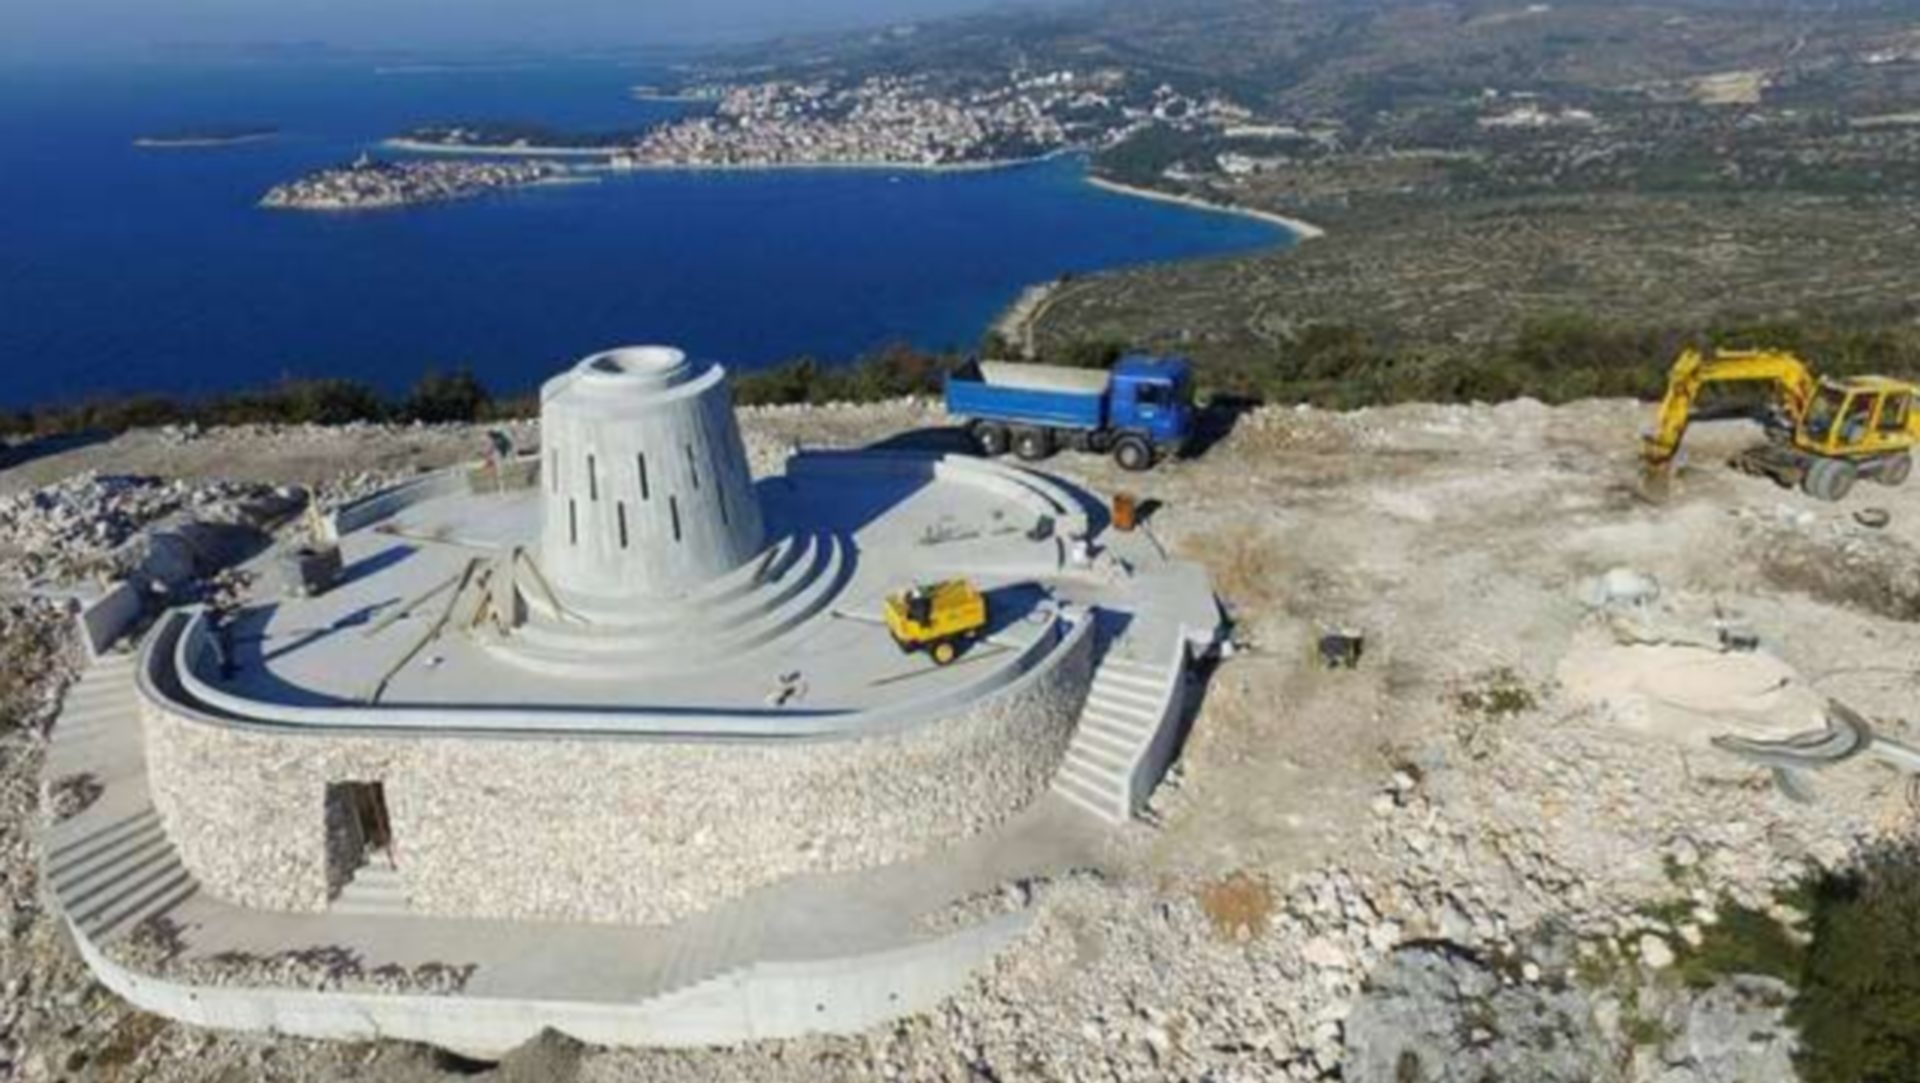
[0,473,305,587]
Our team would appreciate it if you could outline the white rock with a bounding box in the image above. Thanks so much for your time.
[1302,937,1350,971]
[1639,934,1677,970]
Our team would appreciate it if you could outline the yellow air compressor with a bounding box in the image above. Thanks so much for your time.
[884,580,988,666]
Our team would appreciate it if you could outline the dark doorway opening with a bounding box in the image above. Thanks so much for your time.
[326,781,394,892]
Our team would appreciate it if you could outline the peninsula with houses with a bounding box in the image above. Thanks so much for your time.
[258,154,571,211]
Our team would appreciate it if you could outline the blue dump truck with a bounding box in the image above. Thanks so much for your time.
[945,355,1196,471]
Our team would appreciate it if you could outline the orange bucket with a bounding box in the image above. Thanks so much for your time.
[1112,492,1138,533]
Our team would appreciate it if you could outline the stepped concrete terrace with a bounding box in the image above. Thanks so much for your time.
[40,346,1225,1052]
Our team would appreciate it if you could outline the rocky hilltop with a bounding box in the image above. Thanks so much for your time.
[1,396,1916,1080]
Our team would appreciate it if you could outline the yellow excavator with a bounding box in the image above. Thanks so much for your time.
[1643,348,1917,502]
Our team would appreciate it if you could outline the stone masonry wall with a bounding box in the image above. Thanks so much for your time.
[143,627,1091,926]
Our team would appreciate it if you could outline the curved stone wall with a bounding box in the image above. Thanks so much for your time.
[539,347,765,615]
[141,620,1093,927]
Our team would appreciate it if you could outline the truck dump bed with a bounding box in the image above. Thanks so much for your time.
[946,361,1109,431]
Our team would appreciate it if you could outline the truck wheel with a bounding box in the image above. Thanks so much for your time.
[972,422,1010,457]
[1877,452,1912,487]
[1114,436,1154,472]
[1013,428,1053,462]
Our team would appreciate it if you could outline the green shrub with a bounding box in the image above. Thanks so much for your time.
[1052,311,1920,411]
[404,368,492,423]
[731,345,958,406]
[272,379,387,426]
[13,310,1920,441]
[1053,338,1129,371]
[1793,846,1920,1083]
[1673,902,1802,991]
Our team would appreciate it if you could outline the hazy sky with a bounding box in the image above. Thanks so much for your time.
[1,0,1046,59]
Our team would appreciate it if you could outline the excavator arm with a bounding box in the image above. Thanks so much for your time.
[1642,348,1819,471]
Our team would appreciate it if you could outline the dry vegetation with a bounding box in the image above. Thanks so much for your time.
[1195,870,1276,941]
[1177,524,1286,616]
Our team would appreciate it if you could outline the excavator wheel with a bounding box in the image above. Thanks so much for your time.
[1876,452,1913,488]
[1803,458,1859,503]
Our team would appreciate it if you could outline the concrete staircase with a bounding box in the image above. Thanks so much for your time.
[330,862,409,917]
[42,652,200,942]
[1050,632,1185,824]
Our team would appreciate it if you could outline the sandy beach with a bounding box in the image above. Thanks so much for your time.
[988,173,1320,355]
[133,132,278,149]
[990,281,1062,358]
[381,138,626,158]
[1083,175,1326,240]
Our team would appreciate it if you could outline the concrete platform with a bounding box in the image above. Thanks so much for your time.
[43,441,1223,1052]
[199,450,1085,731]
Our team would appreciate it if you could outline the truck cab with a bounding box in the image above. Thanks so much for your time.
[1108,355,1194,451]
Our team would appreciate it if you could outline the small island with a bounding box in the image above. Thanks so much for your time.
[258,153,570,211]
[133,125,278,149]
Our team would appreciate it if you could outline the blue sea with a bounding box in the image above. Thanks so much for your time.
[0,60,1289,408]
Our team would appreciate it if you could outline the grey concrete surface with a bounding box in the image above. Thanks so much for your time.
[40,348,1224,1049]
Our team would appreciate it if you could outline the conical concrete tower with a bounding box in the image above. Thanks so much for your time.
[538,346,765,621]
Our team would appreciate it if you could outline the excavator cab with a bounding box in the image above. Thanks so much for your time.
[1799,384,1846,443]
[1800,380,1912,456]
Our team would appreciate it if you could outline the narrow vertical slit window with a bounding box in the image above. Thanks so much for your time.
[568,499,578,546]
[587,454,598,502]
[669,496,682,543]
[686,444,700,490]
[549,448,561,494]
[637,453,650,501]
[718,485,729,527]
[616,502,629,549]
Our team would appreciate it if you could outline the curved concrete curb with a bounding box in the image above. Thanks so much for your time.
[788,450,1090,543]
[65,907,1029,1057]
[158,607,1093,741]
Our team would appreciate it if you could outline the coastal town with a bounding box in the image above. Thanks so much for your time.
[390,71,1252,170]
[259,154,570,210]
[615,75,1076,167]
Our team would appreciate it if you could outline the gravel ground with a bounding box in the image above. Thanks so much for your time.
[1,396,1915,1080]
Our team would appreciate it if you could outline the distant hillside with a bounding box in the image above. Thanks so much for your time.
[693,0,1920,408]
